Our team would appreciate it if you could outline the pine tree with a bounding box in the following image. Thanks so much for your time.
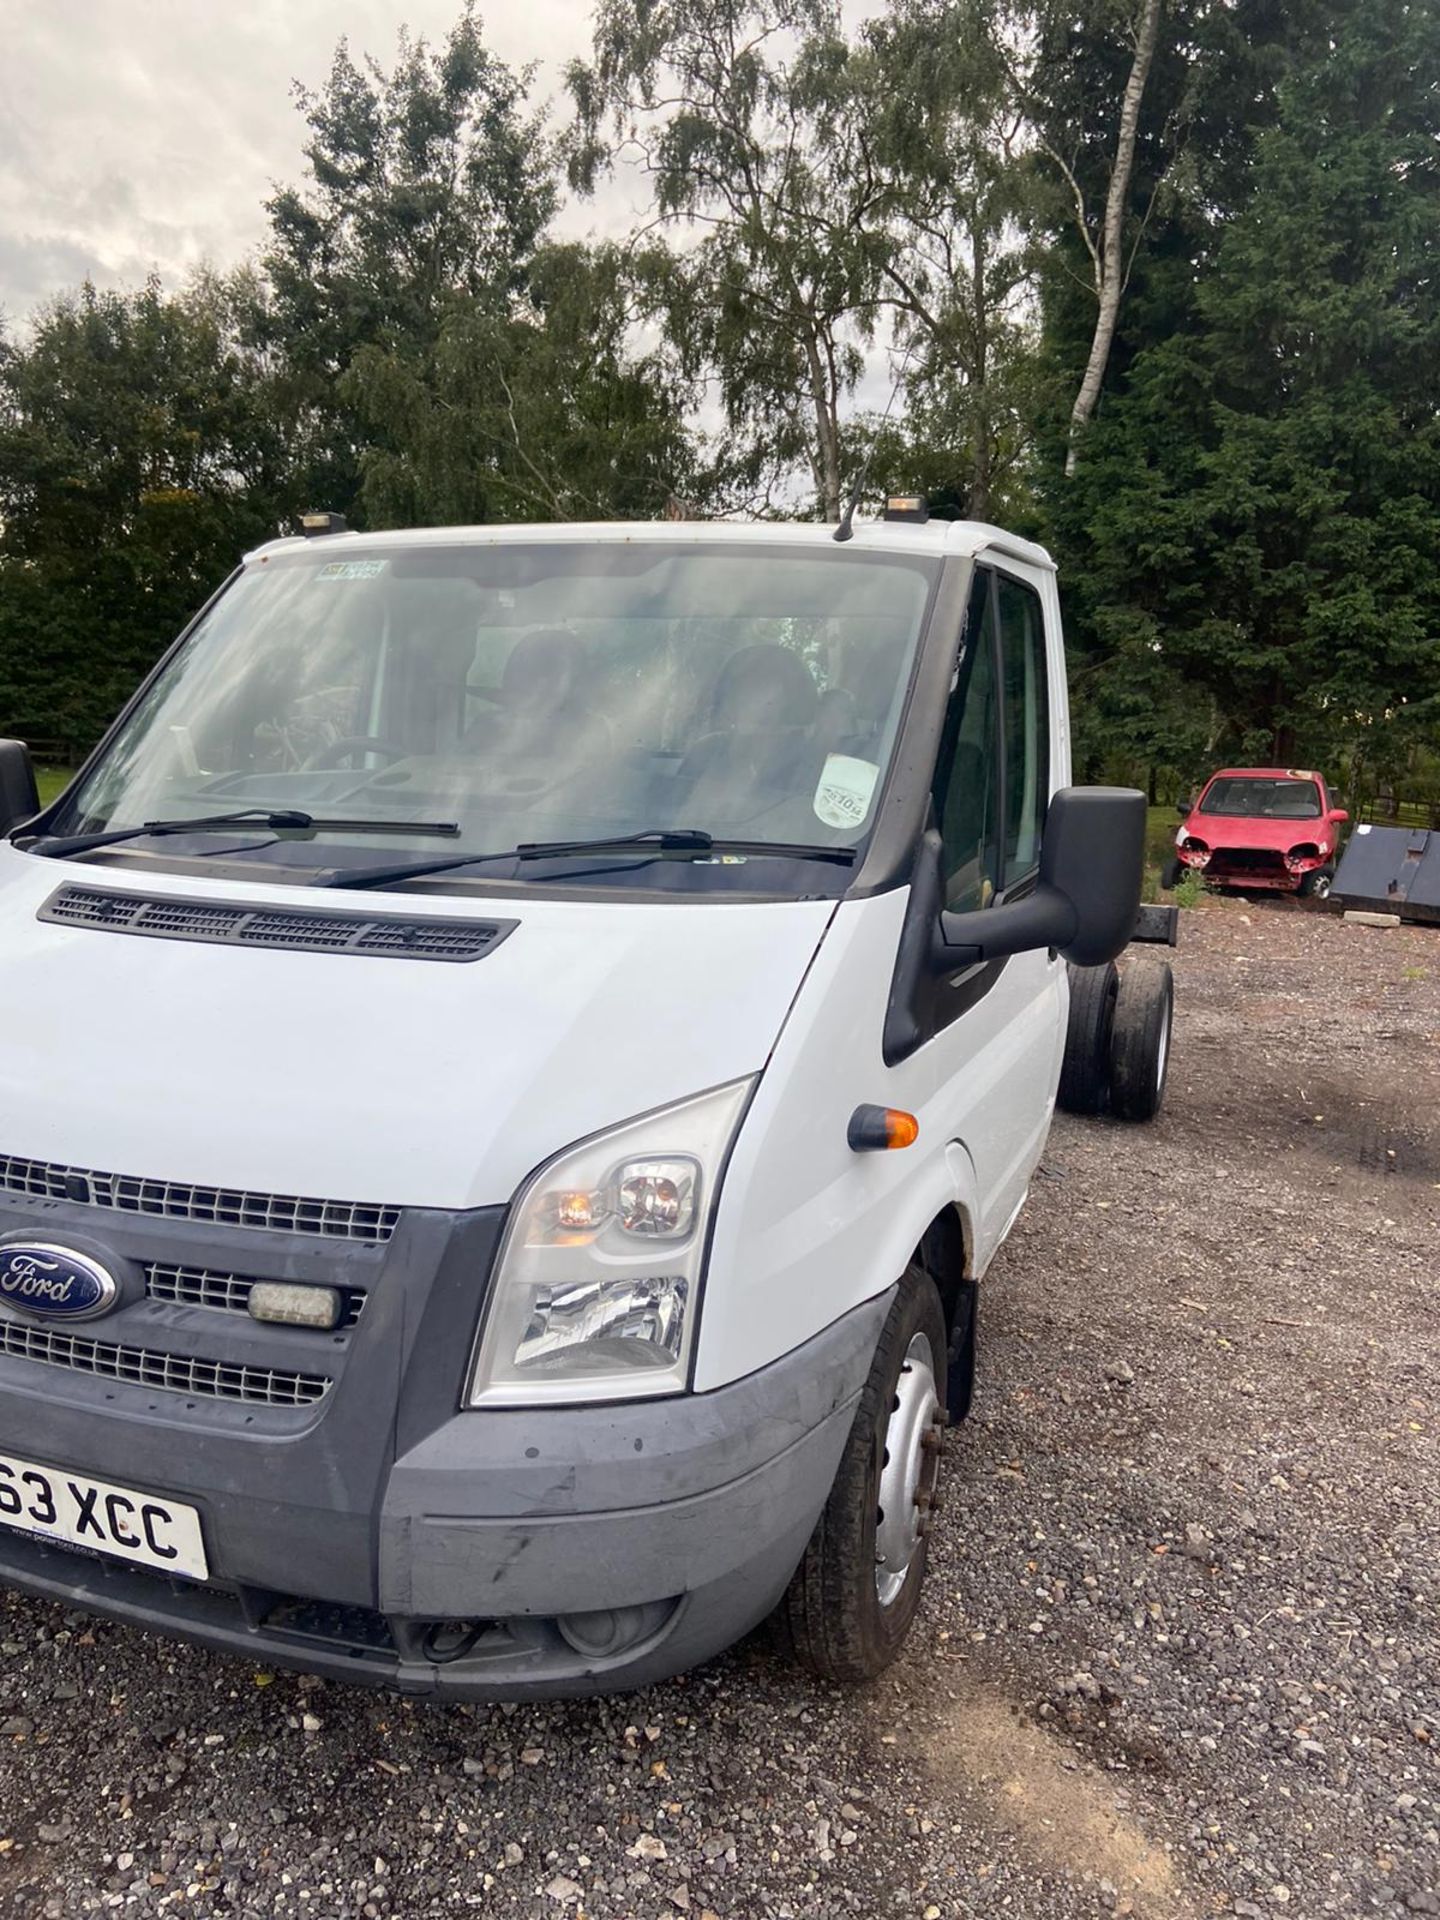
[1048,0,1440,774]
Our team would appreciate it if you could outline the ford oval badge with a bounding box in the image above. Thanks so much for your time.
[0,1244,119,1321]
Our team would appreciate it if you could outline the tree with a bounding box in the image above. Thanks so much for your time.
[991,0,1187,481]
[1054,0,1164,474]
[343,241,699,524]
[569,0,883,520]
[1050,0,1440,766]
[0,276,297,751]
[261,5,556,521]
[854,0,1040,520]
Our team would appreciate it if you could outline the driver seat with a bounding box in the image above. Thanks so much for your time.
[679,646,820,823]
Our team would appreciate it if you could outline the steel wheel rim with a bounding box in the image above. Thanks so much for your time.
[874,1331,940,1608]
[1156,998,1172,1092]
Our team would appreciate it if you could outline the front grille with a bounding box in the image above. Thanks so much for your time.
[0,1318,330,1407]
[1212,847,1286,872]
[144,1262,365,1330]
[0,1152,399,1244]
[41,886,516,964]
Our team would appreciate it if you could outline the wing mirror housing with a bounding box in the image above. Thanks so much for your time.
[1329,807,1349,824]
[0,740,39,837]
[932,787,1146,971]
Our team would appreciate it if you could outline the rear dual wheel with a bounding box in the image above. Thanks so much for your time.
[1109,959,1175,1123]
[1058,960,1119,1115]
[1060,957,1174,1123]
[780,1266,948,1681]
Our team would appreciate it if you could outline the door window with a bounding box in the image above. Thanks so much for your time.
[932,570,1001,913]
[996,573,1050,889]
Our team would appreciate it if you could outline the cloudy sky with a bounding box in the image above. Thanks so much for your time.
[0,0,651,326]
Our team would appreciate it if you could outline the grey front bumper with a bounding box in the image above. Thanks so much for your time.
[0,1287,890,1698]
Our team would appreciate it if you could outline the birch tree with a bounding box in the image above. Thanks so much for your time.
[856,0,1038,519]
[568,0,882,520]
[1003,0,1170,475]
[1056,0,1164,473]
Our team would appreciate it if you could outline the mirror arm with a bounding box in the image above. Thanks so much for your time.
[932,887,1077,971]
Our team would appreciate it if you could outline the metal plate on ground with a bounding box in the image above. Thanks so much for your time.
[1332,825,1440,923]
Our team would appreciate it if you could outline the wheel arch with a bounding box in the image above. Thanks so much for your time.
[913,1201,979,1420]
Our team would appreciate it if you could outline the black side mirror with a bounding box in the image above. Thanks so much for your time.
[1176,799,1190,817]
[0,740,39,836]
[932,786,1146,970]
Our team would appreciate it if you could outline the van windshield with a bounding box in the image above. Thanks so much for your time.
[48,540,938,894]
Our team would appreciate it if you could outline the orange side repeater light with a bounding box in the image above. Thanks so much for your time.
[847,1104,920,1152]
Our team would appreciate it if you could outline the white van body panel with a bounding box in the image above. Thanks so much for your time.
[0,844,833,1215]
[695,891,1063,1390]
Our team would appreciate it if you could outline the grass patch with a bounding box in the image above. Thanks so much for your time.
[35,767,75,809]
[1146,803,1181,866]
[1141,802,1184,902]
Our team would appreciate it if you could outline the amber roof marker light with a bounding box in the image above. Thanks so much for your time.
[882,495,930,524]
[847,1104,920,1151]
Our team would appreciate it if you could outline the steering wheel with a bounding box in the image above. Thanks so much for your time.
[301,735,410,772]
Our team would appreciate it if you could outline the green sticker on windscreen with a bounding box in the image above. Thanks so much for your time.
[317,559,387,580]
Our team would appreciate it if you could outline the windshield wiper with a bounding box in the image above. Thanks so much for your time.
[322,829,857,891]
[22,809,461,859]
[515,831,856,865]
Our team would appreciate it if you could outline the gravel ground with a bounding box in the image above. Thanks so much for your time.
[0,894,1436,1919]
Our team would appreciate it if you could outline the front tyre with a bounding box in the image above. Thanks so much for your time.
[779,1267,948,1681]
[1300,865,1334,900]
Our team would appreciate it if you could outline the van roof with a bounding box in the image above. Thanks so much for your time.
[246,517,1056,572]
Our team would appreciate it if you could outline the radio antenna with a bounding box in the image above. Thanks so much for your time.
[832,346,916,543]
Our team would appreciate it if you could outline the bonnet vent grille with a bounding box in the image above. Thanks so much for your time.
[0,1151,399,1242]
[40,886,516,964]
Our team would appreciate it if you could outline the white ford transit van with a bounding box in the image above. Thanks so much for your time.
[0,511,1146,1697]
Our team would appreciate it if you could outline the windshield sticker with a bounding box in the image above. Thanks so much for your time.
[814,754,879,831]
[317,559,387,580]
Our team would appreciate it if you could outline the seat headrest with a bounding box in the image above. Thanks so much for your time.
[710,645,818,731]
[502,628,583,709]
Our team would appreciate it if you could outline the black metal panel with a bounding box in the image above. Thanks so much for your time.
[1132,903,1179,947]
[1332,826,1440,923]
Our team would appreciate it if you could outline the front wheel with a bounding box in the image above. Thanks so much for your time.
[779,1267,948,1681]
[1300,866,1334,900]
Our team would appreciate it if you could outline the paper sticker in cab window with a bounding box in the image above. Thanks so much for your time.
[813,754,879,831]
[318,559,387,580]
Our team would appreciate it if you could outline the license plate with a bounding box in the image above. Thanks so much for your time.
[0,1451,207,1580]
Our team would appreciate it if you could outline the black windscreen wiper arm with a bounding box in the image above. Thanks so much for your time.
[515,832,857,865]
[322,830,857,891]
[22,809,461,859]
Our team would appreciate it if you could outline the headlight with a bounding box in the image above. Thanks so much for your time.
[1179,836,1210,868]
[466,1079,754,1407]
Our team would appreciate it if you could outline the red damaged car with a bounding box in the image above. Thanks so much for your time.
[1164,768,1348,898]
